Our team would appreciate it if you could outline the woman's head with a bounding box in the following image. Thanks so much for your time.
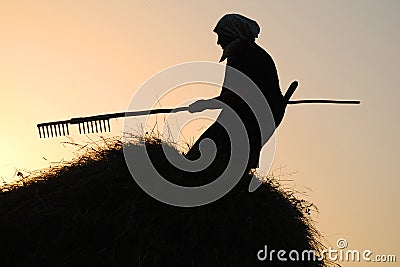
[213,14,260,44]
[213,14,260,62]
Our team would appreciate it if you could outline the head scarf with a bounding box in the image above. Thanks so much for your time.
[213,14,260,62]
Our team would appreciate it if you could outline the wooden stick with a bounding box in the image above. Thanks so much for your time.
[288,100,360,105]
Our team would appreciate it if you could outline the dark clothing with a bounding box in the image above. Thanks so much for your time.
[186,41,284,172]
[218,41,284,125]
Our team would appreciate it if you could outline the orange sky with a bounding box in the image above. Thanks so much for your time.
[1,1,399,265]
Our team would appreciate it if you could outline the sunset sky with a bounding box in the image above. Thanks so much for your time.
[1,0,399,264]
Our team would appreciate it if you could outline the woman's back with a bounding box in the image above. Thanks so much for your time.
[222,41,285,127]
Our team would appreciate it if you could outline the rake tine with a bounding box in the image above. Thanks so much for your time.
[91,121,94,133]
[104,120,107,132]
[38,126,42,138]
[61,124,65,136]
[57,124,61,136]
[107,119,111,132]
[78,123,81,134]
[100,120,104,132]
[83,123,86,134]
[66,123,69,135]
[50,125,54,137]
[95,120,99,133]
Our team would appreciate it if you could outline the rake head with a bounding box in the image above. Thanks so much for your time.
[76,119,111,135]
[37,122,70,138]
[37,118,111,138]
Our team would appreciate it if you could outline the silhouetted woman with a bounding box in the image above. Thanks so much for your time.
[186,14,285,175]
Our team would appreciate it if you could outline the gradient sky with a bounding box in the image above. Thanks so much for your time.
[1,0,399,264]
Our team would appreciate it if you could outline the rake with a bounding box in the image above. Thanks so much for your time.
[37,81,360,138]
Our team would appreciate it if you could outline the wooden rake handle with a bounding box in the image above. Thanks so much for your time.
[284,81,361,105]
[37,107,190,138]
[37,81,360,138]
